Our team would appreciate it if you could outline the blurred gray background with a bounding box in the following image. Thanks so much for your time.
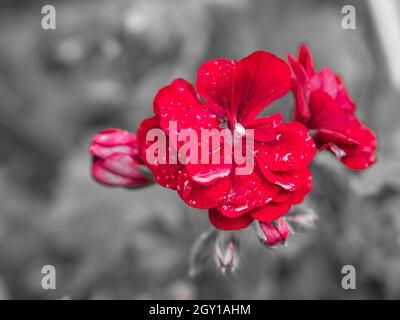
[0,0,400,299]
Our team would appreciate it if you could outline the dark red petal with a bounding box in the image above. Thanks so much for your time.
[209,208,254,230]
[137,116,182,189]
[231,51,291,123]
[177,169,230,209]
[257,122,316,172]
[249,202,292,223]
[196,58,237,112]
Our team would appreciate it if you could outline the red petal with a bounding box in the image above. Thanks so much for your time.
[185,128,233,185]
[245,114,282,143]
[298,44,315,77]
[332,73,356,112]
[257,162,312,192]
[274,174,313,205]
[137,116,182,189]
[196,58,237,114]
[177,169,230,209]
[216,168,281,217]
[287,53,309,89]
[287,52,311,125]
[209,208,254,230]
[186,162,231,186]
[249,202,292,222]
[153,79,220,142]
[256,122,316,172]
[314,129,359,150]
[231,51,291,123]
[337,122,377,170]
[292,79,311,124]
[307,91,351,132]
[311,67,356,112]
[307,92,376,170]
[153,78,197,115]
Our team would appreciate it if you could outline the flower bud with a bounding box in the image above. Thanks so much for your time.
[286,207,318,233]
[89,128,151,187]
[256,218,290,247]
[214,235,239,275]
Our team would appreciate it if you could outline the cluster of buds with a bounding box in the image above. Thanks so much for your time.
[189,208,318,277]
[189,229,240,276]
[89,128,151,187]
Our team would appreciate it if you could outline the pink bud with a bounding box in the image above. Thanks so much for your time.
[89,128,151,187]
[215,236,238,274]
[256,218,290,247]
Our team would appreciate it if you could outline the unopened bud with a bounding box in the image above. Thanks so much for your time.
[215,235,239,275]
[89,128,152,187]
[256,218,290,247]
[286,207,318,233]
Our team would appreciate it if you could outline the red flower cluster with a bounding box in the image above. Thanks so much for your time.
[89,45,377,232]
[288,44,377,170]
[137,52,316,230]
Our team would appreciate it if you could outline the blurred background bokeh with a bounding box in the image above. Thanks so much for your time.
[0,0,400,299]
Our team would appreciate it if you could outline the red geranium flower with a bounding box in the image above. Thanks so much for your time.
[137,51,316,230]
[90,128,151,187]
[287,44,377,170]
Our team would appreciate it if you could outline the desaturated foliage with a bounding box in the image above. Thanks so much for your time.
[0,0,399,299]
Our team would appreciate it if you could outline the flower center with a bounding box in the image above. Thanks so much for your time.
[234,123,246,137]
